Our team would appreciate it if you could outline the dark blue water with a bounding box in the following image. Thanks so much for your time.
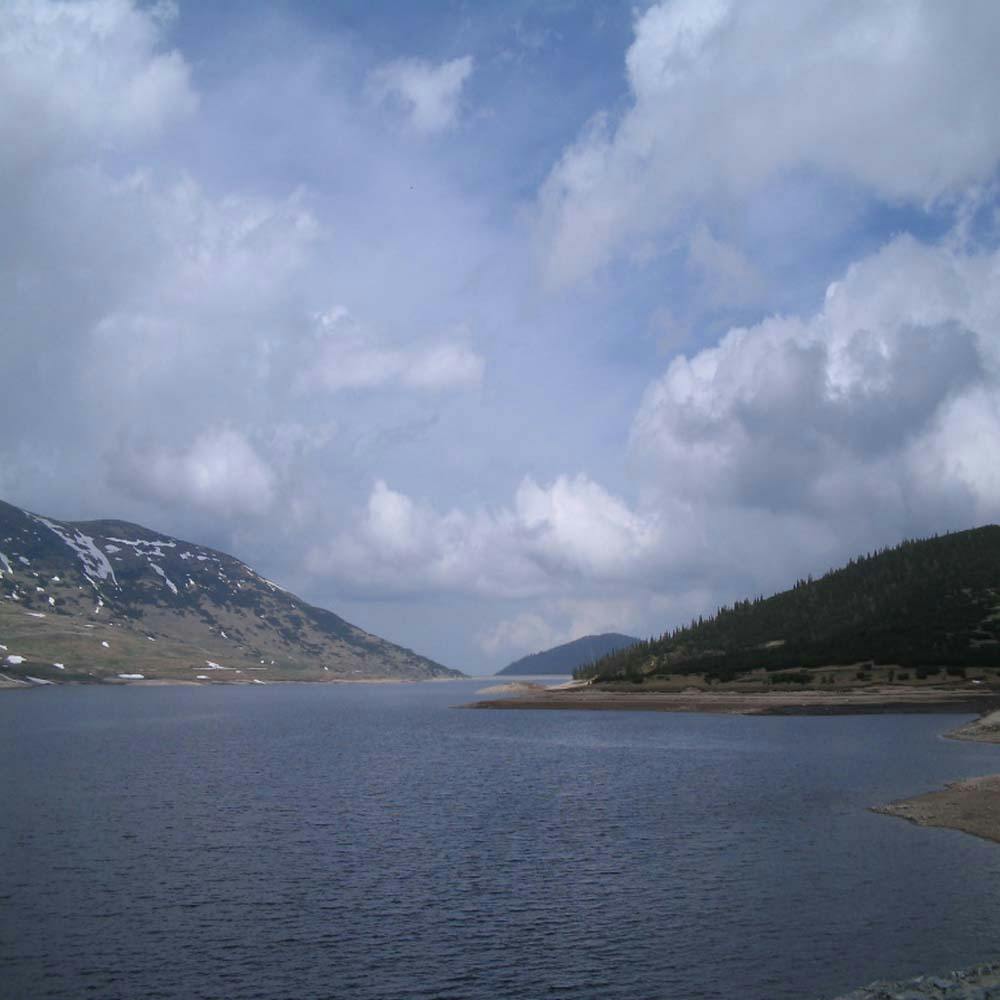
[3,681,1000,1000]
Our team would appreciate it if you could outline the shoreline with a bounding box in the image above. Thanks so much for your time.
[873,773,1000,845]
[460,686,1000,716]
[868,710,1000,844]
[0,674,470,690]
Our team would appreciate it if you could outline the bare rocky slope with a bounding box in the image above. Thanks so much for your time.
[0,499,461,684]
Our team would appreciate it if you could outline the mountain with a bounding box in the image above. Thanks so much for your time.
[496,633,640,676]
[0,499,461,684]
[580,527,1000,684]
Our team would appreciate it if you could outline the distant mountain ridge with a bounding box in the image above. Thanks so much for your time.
[580,527,1000,683]
[0,499,461,684]
[497,633,640,676]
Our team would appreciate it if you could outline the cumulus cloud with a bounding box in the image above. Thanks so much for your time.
[318,231,1000,654]
[369,55,473,133]
[515,475,660,578]
[631,234,1000,563]
[0,0,492,550]
[537,0,1000,285]
[8,0,1000,675]
[111,428,276,517]
[306,474,661,598]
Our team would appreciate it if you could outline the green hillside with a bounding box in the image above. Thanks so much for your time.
[579,527,1000,683]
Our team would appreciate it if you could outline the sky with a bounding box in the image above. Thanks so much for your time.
[4,0,1000,674]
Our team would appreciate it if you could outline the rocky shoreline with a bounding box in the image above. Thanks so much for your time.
[828,961,1000,999]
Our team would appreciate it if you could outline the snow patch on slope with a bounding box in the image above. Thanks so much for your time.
[33,516,119,585]
[149,562,179,595]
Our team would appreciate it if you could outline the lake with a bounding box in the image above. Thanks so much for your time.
[3,679,1000,999]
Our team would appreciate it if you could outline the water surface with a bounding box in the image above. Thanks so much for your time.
[3,680,1000,999]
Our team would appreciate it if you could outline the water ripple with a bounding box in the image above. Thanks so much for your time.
[3,684,1000,999]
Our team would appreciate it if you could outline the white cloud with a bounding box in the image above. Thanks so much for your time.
[537,0,1000,285]
[0,2,492,545]
[687,223,766,309]
[369,55,474,134]
[302,308,484,393]
[313,231,1000,643]
[404,342,485,389]
[306,474,661,598]
[479,597,643,658]
[478,613,562,657]
[630,234,1000,571]
[111,428,276,517]
[514,475,659,578]
[7,0,1000,675]
[0,0,196,176]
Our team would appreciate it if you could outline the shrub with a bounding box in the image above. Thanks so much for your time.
[770,670,811,685]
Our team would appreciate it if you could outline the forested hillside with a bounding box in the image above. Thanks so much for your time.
[579,528,1000,683]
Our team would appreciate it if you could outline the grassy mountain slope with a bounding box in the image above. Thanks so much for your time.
[496,633,640,676]
[580,527,1000,683]
[0,499,461,684]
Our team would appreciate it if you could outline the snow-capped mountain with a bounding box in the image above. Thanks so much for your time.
[0,499,460,685]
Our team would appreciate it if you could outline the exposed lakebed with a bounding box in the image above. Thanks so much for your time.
[4,680,1000,999]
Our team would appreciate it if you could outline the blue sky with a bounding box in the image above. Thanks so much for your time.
[4,0,1000,672]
